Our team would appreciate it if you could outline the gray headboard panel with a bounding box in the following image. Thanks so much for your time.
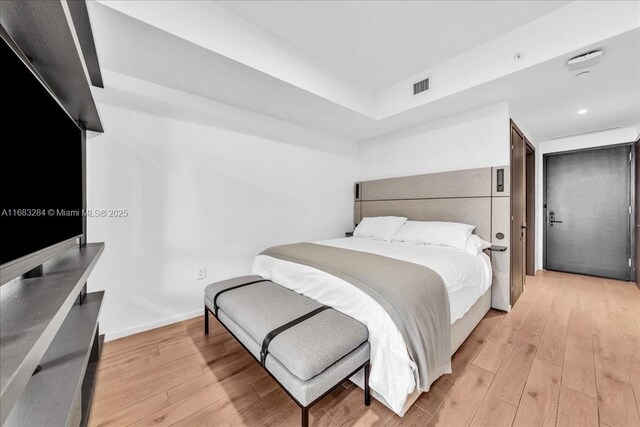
[361,167,492,200]
[354,166,512,311]
[355,167,495,241]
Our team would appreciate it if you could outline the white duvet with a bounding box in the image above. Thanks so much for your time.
[252,237,492,414]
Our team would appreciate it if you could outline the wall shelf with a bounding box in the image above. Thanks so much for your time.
[80,334,104,427]
[0,243,105,425]
[0,0,104,132]
[67,0,104,89]
[0,2,105,424]
[4,292,105,426]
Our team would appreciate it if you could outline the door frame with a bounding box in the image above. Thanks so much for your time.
[525,142,535,276]
[631,136,640,288]
[542,142,635,280]
[510,120,534,304]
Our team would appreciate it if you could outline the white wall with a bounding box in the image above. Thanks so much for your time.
[90,68,635,339]
[358,102,510,181]
[88,78,511,340]
[87,72,358,340]
[534,126,639,270]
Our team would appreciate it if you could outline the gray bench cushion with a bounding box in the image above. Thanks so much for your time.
[204,276,369,381]
[217,309,370,406]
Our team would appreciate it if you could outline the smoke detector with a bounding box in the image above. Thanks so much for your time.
[567,50,602,71]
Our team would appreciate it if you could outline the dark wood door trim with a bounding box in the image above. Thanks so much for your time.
[526,143,535,276]
[635,137,639,287]
[510,120,527,305]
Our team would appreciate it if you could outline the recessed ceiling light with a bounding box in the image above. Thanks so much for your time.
[577,109,588,115]
[575,71,591,78]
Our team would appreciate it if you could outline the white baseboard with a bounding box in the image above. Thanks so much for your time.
[104,309,203,341]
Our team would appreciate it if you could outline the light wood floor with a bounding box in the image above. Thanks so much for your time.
[90,271,640,427]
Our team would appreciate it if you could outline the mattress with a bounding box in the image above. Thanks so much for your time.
[252,236,492,414]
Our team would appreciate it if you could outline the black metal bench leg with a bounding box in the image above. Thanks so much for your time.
[364,363,371,406]
[204,306,209,335]
[302,406,309,427]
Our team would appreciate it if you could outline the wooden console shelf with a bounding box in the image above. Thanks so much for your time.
[0,243,105,426]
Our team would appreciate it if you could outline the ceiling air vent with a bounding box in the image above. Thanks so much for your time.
[413,77,430,95]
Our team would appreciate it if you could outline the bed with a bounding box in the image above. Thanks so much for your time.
[254,166,511,415]
[253,235,491,414]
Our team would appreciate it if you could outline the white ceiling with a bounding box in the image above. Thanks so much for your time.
[509,29,639,141]
[89,1,639,143]
[217,1,570,91]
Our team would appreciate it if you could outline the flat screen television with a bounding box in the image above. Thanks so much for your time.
[0,34,83,282]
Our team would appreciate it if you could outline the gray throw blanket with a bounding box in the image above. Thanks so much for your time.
[261,242,451,391]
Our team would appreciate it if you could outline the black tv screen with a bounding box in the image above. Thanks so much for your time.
[0,37,83,266]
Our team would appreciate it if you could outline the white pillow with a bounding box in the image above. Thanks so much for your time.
[464,234,492,255]
[392,221,475,250]
[354,216,407,241]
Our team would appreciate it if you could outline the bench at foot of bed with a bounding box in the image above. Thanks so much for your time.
[204,275,371,427]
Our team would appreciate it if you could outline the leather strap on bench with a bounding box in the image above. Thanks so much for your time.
[260,306,330,367]
[213,279,268,316]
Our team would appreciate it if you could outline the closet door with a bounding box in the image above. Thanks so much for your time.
[511,123,526,304]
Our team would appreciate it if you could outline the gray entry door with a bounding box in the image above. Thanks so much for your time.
[545,145,631,280]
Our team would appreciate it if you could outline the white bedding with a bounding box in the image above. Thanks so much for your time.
[251,237,492,414]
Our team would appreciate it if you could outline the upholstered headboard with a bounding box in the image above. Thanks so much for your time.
[353,166,512,311]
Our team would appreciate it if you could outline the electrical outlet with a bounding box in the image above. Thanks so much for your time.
[197,267,207,280]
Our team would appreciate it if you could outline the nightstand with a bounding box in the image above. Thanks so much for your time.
[345,231,354,237]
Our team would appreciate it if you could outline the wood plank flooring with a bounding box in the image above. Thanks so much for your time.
[90,271,640,427]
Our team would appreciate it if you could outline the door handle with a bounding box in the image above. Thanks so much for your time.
[519,224,527,239]
[547,210,562,226]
